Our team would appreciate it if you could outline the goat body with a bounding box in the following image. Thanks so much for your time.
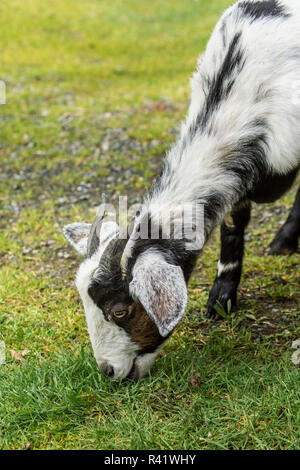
[63,0,300,380]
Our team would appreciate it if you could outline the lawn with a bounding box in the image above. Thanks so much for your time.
[0,0,299,450]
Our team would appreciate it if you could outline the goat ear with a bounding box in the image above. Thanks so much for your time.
[129,252,188,337]
[62,223,91,255]
[63,221,120,256]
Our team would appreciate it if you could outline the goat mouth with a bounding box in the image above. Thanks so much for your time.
[127,360,140,380]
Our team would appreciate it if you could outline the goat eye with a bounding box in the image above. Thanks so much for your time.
[113,310,128,319]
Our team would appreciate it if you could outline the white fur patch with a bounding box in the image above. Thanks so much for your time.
[76,254,139,380]
[217,260,240,277]
[135,343,166,378]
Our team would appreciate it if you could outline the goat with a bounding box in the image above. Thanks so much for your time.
[63,0,300,380]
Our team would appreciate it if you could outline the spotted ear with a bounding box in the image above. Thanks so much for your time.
[129,251,188,337]
[62,223,91,255]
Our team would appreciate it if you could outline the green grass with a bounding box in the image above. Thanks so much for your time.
[0,0,299,450]
[1,347,299,450]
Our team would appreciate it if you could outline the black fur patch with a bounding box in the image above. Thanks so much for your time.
[223,125,270,196]
[206,201,251,318]
[238,1,290,21]
[269,186,300,254]
[249,169,298,204]
[202,121,269,231]
[219,20,227,48]
[194,32,244,133]
[202,193,226,237]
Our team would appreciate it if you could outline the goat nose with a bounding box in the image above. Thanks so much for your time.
[99,363,114,378]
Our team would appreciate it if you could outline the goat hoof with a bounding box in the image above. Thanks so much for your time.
[268,238,298,255]
[206,306,223,320]
[206,293,236,320]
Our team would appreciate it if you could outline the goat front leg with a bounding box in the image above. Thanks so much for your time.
[206,201,251,319]
[269,186,300,255]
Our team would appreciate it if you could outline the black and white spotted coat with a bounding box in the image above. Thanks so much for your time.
[64,0,300,380]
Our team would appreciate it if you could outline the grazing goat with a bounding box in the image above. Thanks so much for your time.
[63,0,300,380]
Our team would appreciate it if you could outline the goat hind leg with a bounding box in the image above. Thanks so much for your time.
[269,187,300,255]
[206,201,251,319]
